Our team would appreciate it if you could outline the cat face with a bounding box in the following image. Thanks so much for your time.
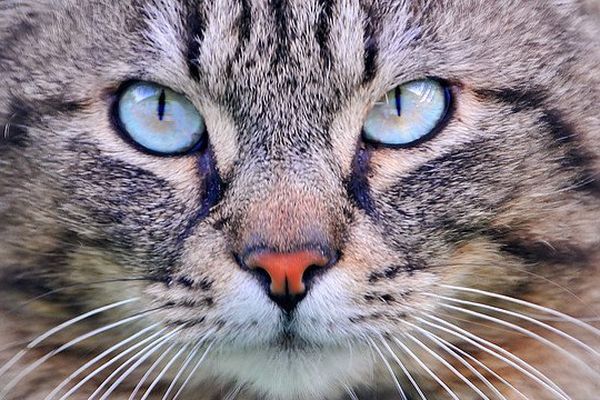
[1,1,599,399]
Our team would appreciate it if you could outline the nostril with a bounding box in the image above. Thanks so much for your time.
[248,264,272,292]
[302,264,327,291]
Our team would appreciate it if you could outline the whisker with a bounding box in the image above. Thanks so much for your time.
[403,332,490,400]
[171,340,215,400]
[438,310,521,337]
[12,278,152,313]
[58,327,170,400]
[366,337,408,400]
[139,342,190,400]
[441,285,600,337]
[2,113,19,140]
[377,336,428,400]
[417,315,571,400]
[160,336,209,400]
[404,321,511,400]
[437,262,586,309]
[43,323,159,400]
[391,335,460,400]
[223,383,244,400]
[0,339,30,356]
[0,298,139,379]
[428,293,600,359]
[0,303,157,399]
[432,299,600,375]
[95,327,184,400]
[530,316,600,323]
[343,384,360,400]
[432,333,529,400]
[128,342,179,400]
[162,343,202,400]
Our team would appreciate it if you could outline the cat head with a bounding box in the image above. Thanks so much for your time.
[1,1,599,399]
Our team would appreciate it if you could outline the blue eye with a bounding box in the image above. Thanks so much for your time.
[117,82,205,155]
[363,79,450,146]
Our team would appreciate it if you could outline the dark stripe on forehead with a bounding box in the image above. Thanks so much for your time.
[361,2,380,84]
[185,6,206,81]
[226,0,253,76]
[270,0,289,66]
[476,87,600,195]
[316,0,335,66]
[238,0,252,45]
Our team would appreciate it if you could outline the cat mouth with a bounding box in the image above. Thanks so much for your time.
[266,319,329,352]
[273,331,303,350]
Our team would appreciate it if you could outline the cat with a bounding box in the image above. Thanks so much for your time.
[1,0,600,399]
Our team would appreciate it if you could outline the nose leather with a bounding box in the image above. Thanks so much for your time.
[245,250,330,296]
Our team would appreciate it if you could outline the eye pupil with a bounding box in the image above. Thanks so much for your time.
[394,86,402,117]
[157,89,166,121]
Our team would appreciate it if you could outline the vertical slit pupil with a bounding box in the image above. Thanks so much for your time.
[394,86,402,117]
[157,90,166,121]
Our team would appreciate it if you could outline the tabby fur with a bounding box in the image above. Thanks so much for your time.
[1,1,599,399]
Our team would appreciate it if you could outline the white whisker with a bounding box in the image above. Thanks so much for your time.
[87,328,175,400]
[343,384,360,400]
[128,342,179,400]
[404,321,510,400]
[441,285,600,337]
[223,383,244,400]
[433,333,529,400]
[95,327,184,400]
[0,305,152,399]
[0,298,138,380]
[391,335,460,400]
[161,335,211,400]
[433,300,600,375]
[57,327,169,400]
[417,315,571,400]
[44,323,159,400]
[428,293,600,359]
[2,113,18,140]
[140,342,190,400]
[366,337,408,400]
[171,340,214,400]
[403,332,490,400]
[377,336,428,400]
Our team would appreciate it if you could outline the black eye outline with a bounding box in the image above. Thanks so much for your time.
[361,78,454,150]
[110,80,208,157]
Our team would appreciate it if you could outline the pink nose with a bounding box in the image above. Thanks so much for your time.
[245,250,330,297]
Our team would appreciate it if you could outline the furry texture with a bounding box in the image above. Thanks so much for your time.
[1,1,599,399]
